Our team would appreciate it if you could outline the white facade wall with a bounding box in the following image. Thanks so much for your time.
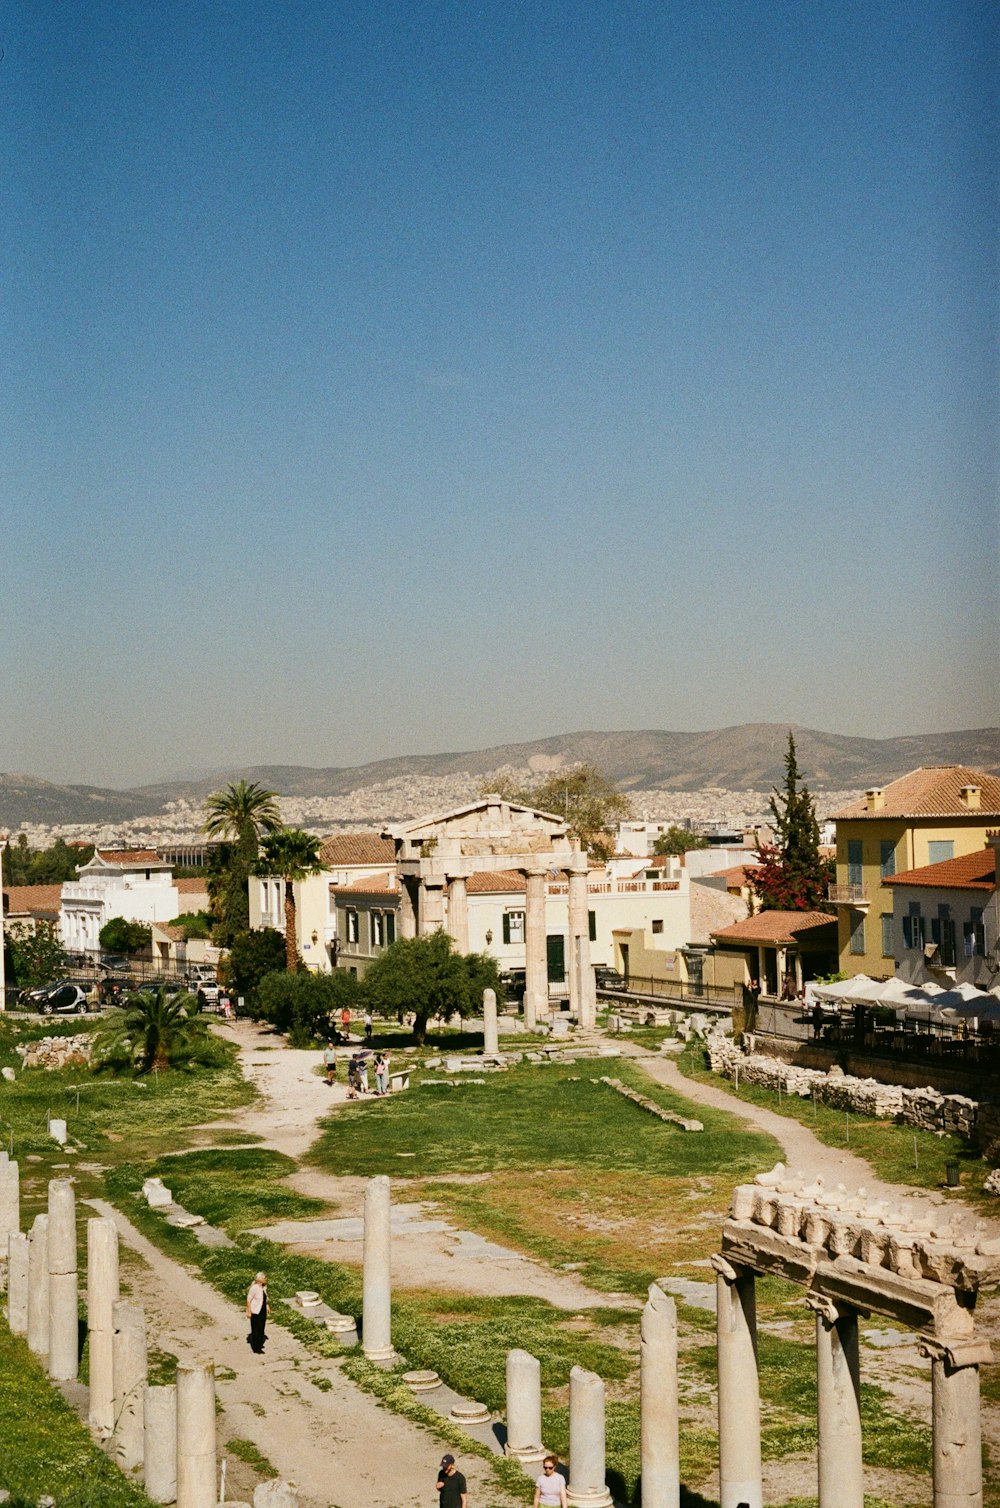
[60,871,179,954]
[250,865,395,972]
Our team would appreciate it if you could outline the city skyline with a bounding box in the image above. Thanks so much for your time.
[4,2,997,787]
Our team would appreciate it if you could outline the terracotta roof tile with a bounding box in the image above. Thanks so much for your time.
[96,849,162,864]
[319,833,396,866]
[3,884,63,916]
[334,872,398,895]
[466,870,528,894]
[175,877,209,895]
[708,864,760,885]
[711,910,838,945]
[832,767,1000,821]
[884,846,996,892]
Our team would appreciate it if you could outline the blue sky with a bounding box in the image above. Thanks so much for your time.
[2,1,997,787]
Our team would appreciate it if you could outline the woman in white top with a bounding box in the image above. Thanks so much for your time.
[246,1272,268,1354]
[533,1456,567,1508]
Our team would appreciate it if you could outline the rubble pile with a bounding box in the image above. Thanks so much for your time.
[707,1037,985,1138]
[15,1035,92,1071]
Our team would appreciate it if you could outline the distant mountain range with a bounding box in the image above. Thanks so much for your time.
[2,723,999,829]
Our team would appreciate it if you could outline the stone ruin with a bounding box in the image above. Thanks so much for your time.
[14,1035,92,1071]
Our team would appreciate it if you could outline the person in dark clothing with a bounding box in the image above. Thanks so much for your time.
[246,1271,268,1354]
[436,1454,467,1508]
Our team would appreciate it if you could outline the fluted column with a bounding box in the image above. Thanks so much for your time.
[87,1217,120,1437]
[447,876,469,953]
[362,1175,393,1360]
[399,878,417,939]
[811,1297,862,1508]
[641,1283,680,1508]
[7,1231,29,1334]
[567,1366,613,1507]
[0,1155,20,1247]
[419,878,445,936]
[568,850,595,1026]
[713,1256,762,1508]
[523,865,548,1032]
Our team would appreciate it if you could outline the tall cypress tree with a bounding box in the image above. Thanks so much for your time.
[749,732,832,911]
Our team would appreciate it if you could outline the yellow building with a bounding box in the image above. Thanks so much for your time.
[830,766,1000,978]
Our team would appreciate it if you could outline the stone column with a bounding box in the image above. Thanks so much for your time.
[419,878,445,936]
[399,877,417,939]
[713,1256,762,1508]
[810,1297,862,1508]
[27,1212,49,1358]
[921,1339,988,1508]
[523,865,548,1032]
[145,1383,178,1503]
[112,1299,147,1473]
[483,988,499,1056]
[641,1283,680,1508]
[567,1366,613,1508]
[0,1156,20,1246]
[362,1175,393,1361]
[447,876,469,953]
[505,1348,545,1466]
[7,1230,29,1334]
[87,1216,120,1437]
[176,1360,216,1508]
[568,851,595,1026]
[48,1178,79,1381]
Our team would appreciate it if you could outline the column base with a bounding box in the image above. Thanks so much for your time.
[566,1488,613,1508]
[362,1344,398,1366]
[505,1444,547,1469]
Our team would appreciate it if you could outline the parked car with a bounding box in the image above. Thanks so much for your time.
[98,976,134,1006]
[195,981,221,1010]
[100,954,133,974]
[499,969,526,1003]
[23,981,89,1015]
[594,965,626,990]
[187,964,218,985]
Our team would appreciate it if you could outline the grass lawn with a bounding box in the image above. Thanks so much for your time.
[0,1326,153,1507]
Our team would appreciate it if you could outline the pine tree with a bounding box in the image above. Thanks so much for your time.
[749,732,833,911]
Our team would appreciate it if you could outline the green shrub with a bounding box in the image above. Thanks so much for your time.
[257,969,362,1045]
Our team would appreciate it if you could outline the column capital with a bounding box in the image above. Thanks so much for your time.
[710,1253,740,1283]
[918,1336,994,1369]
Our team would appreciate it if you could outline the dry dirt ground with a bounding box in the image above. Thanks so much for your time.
[113,1020,998,1508]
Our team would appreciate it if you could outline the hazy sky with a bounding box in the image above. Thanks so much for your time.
[3,1,997,788]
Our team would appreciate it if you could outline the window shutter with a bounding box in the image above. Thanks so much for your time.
[502,914,511,945]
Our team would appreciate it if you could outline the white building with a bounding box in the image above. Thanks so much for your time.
[60,849,180,955]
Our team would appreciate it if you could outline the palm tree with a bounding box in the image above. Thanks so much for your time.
[203,781,282,942]
[255,828,325,970]
[92,986,209,1073]
[203,780,282,845]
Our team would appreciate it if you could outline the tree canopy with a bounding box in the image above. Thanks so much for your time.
[226,927,286,1000]
[362,931,500,1044]
[98,917,152,955]
[203,780,282,843]
[256,968,362,1046]
[748,732,833,912]
[3,836,94,886]
[4,920,66,989]
[652,826,709,857]
[255,828,325,969]
[483,763,631,862]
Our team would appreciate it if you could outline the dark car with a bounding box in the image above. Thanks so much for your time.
[24,981,89,1015]
[594,965,626,990]
[499,968,526,1003]
[98,976,133,1006]
[100,954,132,974]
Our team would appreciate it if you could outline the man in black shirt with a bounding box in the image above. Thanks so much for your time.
[436,1454,467,1508]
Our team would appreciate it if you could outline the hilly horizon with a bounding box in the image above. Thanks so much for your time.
[2,723,999,829]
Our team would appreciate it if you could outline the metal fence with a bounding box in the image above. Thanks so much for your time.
[599,975,738,1012]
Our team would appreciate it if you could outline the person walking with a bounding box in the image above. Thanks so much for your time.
[323,1041,337,1086]
[246,1272,269,1354]
[533,1456,567,1508]
[340,1005,352,1041]
[436,1454,467,1508]
[364,1009,373,1042]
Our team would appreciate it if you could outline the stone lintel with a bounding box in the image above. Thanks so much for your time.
[814,1257,974,1340]
[918,1336,994,1370]
[720,1220,821,1286]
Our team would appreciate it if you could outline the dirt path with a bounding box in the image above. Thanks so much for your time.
[625,1043,1000,1236]
[205,1020,631,1308]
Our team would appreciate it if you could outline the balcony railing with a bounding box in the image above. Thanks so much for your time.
[827,883,868,906]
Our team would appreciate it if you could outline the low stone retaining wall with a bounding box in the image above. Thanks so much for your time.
[600,1076,703,1131]
[15,1035,92,1071]
[707,1037,988,1143]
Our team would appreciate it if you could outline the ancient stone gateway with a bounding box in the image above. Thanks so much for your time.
[385,796,596,1028]
[715,1164,997,1508]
